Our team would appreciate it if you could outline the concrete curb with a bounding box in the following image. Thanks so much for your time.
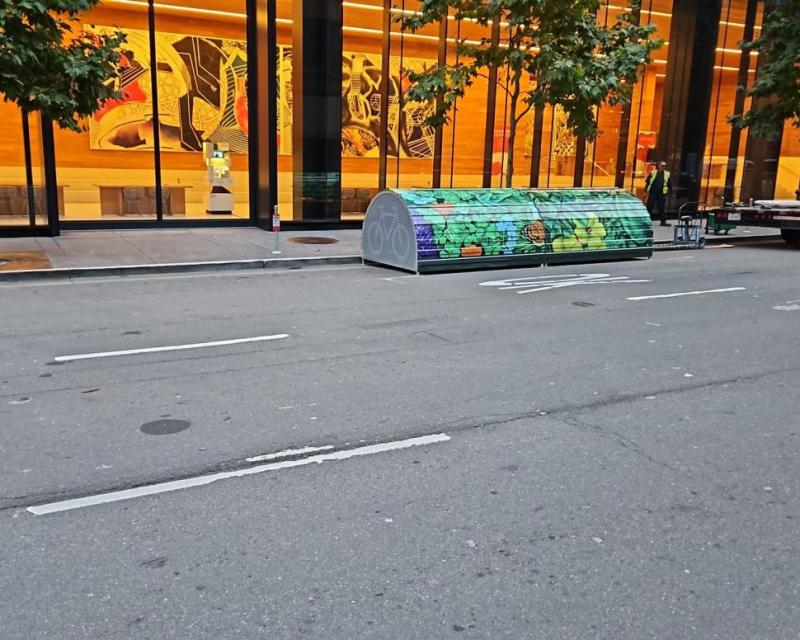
[0,255,363,283]
[653,233,778,251]
[0,233,781,282]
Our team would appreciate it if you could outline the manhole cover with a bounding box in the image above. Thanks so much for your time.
[140,419,191,436]
[287,236,339,245]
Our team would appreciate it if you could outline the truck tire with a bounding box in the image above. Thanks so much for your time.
[781,229,800,244]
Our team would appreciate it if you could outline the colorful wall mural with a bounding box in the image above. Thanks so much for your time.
[89,27,248,153]
[277,45,293,157]
[281,48,435,158]
[90,27,434,159]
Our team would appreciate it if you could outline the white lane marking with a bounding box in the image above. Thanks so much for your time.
[54,334,289,362]
[626,287,746,301]
[480,273,651,295]
[27,433,450,516]
[246,445,334,463]
[774,300,800,311]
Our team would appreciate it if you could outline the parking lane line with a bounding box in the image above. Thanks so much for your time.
[626,287,746,301]
[246,445,334,463]
[26,433,451,515]
[54,334,290,362]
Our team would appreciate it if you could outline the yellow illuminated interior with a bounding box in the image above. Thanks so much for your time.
[1,0,797,226]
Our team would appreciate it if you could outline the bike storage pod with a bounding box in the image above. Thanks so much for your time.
[362,188,654,273]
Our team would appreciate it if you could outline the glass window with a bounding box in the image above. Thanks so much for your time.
[441,16,491,188]
[701,0,764,206]
[154,0,250,221]
[389,0,439,191]
[0,101,47,228]
[776,128,800,200]
[621,0,672,198]
[276,0,293,220]
[24,112,48,227]
[547,104,581,187]
[492,38,537,189]
[588,105,622,187]
[506,73,537,189]
[341,0,384,219]
[54,2,156,221]
[533,106,555,188]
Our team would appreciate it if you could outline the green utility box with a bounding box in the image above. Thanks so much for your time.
[705,211,737,234]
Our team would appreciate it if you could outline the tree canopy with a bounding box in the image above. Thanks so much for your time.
[0,0,124,131]
[401,0,662,185]
[730,0,800,138]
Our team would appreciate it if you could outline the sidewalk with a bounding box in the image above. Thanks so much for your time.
[653,222,781,244]
[0,223,782,277]
[0,228,362,269]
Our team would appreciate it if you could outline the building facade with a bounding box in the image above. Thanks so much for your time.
[1,0,798,236]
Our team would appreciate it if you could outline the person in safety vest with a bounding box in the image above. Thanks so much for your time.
[645,161,671,226]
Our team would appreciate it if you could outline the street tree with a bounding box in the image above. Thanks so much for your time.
[729,0,800,196]
[402,0,662,187]
[0,0,124,131]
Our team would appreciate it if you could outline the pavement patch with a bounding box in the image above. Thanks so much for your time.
[140,419,192,436]
[287,236,339,245]
[0,251,51,271]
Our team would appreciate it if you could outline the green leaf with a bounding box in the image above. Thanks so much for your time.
[1,1,125,129]
[729,0,800,136]
[399,0,662,180]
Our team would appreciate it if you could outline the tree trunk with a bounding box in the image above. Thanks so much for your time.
[505,120,517,188]
[504,79,521,189]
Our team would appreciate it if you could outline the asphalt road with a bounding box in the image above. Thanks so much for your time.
[1,240,799,639]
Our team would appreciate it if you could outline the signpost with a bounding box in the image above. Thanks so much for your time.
[272,205,281,255]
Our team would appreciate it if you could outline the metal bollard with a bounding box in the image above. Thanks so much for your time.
[272,205,281,255]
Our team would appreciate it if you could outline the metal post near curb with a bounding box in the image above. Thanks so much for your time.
[272,205,281,255]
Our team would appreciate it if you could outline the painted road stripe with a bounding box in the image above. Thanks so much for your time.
[246,445,334,463]
[54,334,290,363]
[626,287,746,301]
[27,433,451,516]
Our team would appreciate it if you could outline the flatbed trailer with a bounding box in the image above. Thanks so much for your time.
[712,200,800,244]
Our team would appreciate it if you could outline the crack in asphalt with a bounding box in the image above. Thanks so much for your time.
[559,414,677,471]
[2,363,798,514]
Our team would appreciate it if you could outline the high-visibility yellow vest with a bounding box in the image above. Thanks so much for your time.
[647,170,670,195]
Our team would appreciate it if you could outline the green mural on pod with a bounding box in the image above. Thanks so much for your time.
[399,188,651,260]
[402,189,544,259]
[362,187,654,273]
[548,213,607,251]
[416,209,546,258]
